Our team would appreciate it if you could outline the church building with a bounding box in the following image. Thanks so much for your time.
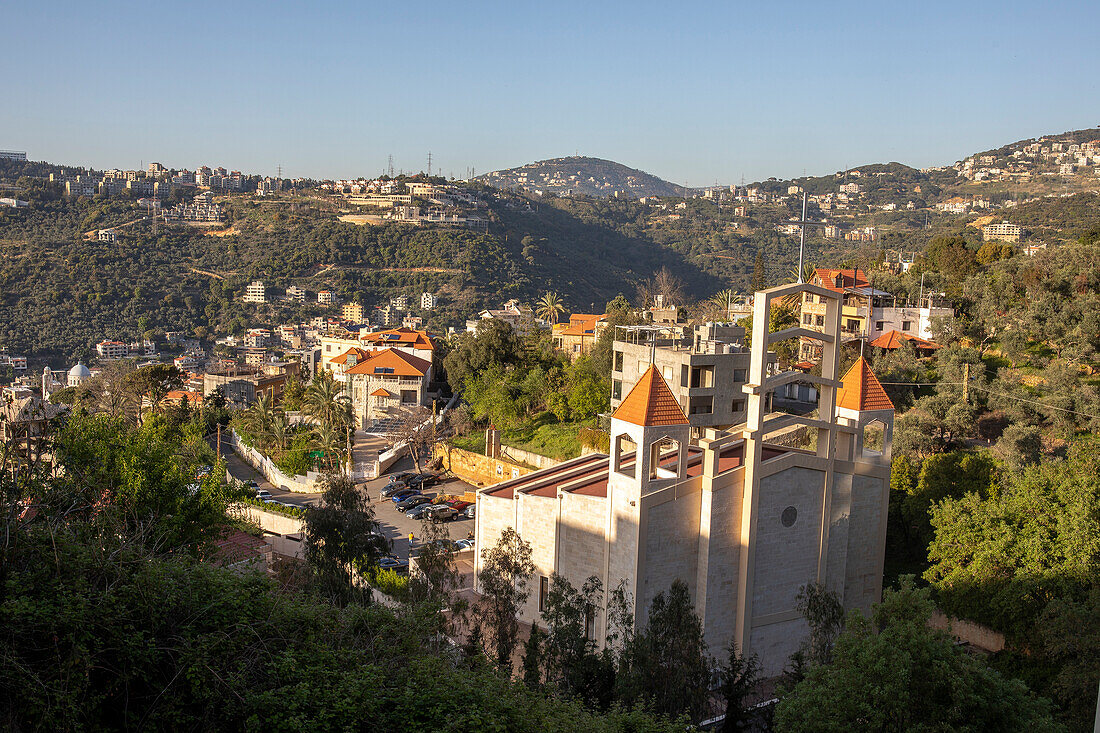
[473,281,894,676]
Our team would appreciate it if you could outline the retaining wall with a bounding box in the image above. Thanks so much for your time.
[434,444,537,487]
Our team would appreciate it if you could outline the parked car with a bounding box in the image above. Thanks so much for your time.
[426,505,458,522]
[445,500,471,513]
[405,503,436,520]
[245,479,259,491]
[391,488,421,503]
[413,473,442,489]
[376,556,409,574]
[380,482,410,498]
[455,538,476,551]
[396,494,431,512]
[386,471,417,485]
[467,505,476,518]
[255,489,272,499]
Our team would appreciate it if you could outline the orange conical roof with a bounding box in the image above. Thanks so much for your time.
[613,364,689,426]
[837,357,894,411]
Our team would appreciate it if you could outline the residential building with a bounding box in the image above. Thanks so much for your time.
[317,290,335,305]
[0,150,28,161]
[869,330,943,358]
[475,282,893,678]
[466,299,544,337]
[610,323,764,434]
[421,292,436,310]
[1023,242,1048,257]
[552,313,608,359]
[982,221,1022,242]
[98,229,117,242]
[242,281,267,304]
[391,294,409,310]
[286,285,306,302]
[345,348,433,425]
[96,340,128,360]
[202,364,286,406]
[359,327,436,363]
[342,303,365,322]
[798,268,952,361]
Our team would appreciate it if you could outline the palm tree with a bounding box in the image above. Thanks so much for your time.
[266,411,291,452]
[709,289,735,320]
[245,391,277,449]
[303,371,353,432]
[313,422,344,473]
[536,291,565,325]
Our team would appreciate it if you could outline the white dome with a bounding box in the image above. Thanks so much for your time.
[68,362,91,378]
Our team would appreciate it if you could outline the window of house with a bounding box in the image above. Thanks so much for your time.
[400,389,416,404]
[733,369,746,382]
[638,360,649,375]
[732,399,745,412]
[681,364,690,388]
[815,315,825,327]
[539,576,549,612]
[901,320,912,331]
[805,292,813,302]
[875,321,885,331]
[846,319,860,331]
[614,434,637,478]
[572,344,580,353]
[803,313,813,325]
[663,365,673,382]
[495,464,503,476]
[613,351,623,372]
[612,379,622,401]
[688,396,713,415]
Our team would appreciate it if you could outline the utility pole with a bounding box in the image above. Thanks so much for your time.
[798,191,808,282]
[962,362,970,403]
[216,423,221,462]
[432,399,438,446]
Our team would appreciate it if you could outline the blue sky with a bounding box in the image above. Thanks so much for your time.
[3,0,1098,184]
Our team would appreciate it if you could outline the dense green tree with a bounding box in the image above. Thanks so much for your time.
[616,579,711,724]
[472,527,535,670]
[774,579,1061,732]
[303,473,387,606]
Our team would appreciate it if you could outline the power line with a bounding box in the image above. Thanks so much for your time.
[876,381,1100,421]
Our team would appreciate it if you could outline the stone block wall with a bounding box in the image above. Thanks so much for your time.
[435,445,535,487]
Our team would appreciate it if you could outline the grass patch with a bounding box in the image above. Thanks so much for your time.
[451,413,589,462]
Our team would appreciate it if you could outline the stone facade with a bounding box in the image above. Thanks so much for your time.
[474,282,893,677]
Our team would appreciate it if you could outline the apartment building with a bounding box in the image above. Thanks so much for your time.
[552,313,608,359]
[242,281,266,304]
[982,221,1022,242]
[610,323,765,435]
[317,290,335,305]
[286,286,306,302]
[96,340,129,360]
[342,303,365,322]
[421,292,436,310]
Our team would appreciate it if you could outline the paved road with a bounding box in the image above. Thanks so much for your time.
[220,437,474,560]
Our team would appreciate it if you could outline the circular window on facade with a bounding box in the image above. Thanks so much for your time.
[781,506,797,527]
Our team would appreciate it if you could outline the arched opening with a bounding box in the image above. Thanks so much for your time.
[614,434,637,478]
[862,419,886,457]
[648,436,681,480]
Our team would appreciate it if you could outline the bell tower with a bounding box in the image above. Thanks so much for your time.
[605,365,690,624]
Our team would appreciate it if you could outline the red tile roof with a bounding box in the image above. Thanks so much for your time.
[836,357,894,411]
[331,347,374,365]
[345,347,431,378]
[869,330,943,351]
[612,364,689,426]
[360,327,435,350]
[812,268,869,292]
[560,313,607,337]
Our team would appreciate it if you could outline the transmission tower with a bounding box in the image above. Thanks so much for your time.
[427,151,432,177]
[387,154,394,178]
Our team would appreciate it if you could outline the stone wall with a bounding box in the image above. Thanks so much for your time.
[929,612,1006,652]
[230,431,325,493]
[500,444,564,471]
[435,445,536,487]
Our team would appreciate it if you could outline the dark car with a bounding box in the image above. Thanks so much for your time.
[412,473,442,489]
[391,488,421,503]
[445,500,471,513]
[380,482,409,498]
[376,556,409,574]
[396,494,431,512]
[386,471,417,485]
[426,505,458,522]
[405,503,436,520]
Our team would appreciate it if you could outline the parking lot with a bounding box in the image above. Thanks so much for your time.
[221,438,475,561]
